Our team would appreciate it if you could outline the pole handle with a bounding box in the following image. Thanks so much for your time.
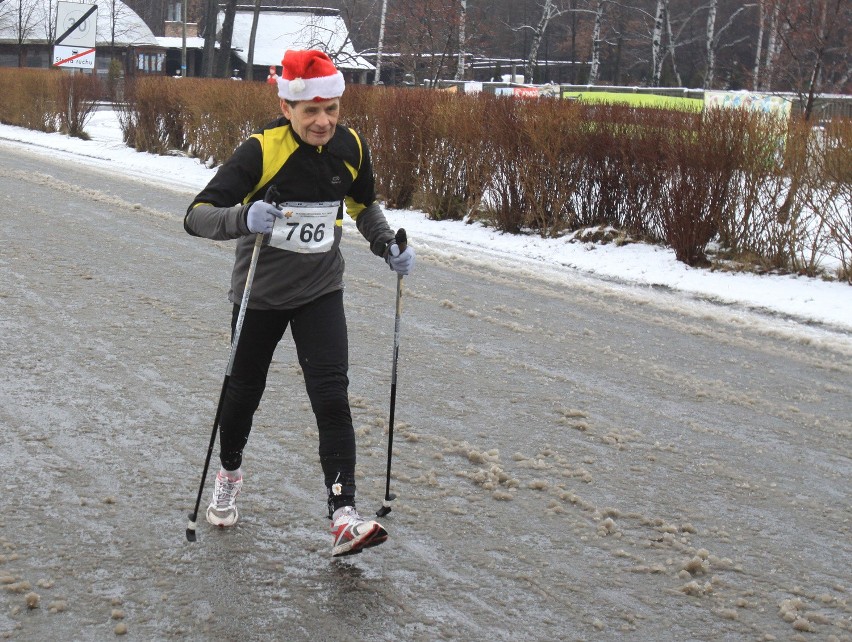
[395,228,407,253]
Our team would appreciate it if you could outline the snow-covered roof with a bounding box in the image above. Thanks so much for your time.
[223,8,374,71]
[0,0,160,47]
[156,36,206,50]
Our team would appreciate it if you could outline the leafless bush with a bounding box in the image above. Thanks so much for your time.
[348,86,437,209]
[655,113,742,266]
[119,77,278,163]
[805,119,852,282]
[517,99,587,236]
[6,69,849,278]
[183,80,277,165]
[0,68,61,132]
[118,76,187,154]
[56,72,102,139]
[480,96,526,233]
[416,93,491,221]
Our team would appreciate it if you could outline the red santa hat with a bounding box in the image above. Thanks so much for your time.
[277,49,345,102]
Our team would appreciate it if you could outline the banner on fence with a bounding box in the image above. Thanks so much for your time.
[704,91,792,119]
[495,86,540,98]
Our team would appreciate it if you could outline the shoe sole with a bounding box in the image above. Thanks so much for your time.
[331,524,388,557]
[206,507,239,528]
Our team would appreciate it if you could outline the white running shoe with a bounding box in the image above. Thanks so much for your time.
[206,469,243,527]
[330,506,388,557]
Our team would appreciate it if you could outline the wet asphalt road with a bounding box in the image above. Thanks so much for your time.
[1,141,850,641]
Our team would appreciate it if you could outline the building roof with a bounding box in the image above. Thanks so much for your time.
[0,0,159,47]
[156,36,206,50]
[224,7,374,71]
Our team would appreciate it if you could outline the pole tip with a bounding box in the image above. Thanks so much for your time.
[376,493,397,517]
[186,515,198,542]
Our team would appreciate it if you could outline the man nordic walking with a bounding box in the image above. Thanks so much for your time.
[184,49,415,556]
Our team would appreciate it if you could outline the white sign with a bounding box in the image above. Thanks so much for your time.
[53,45,96,68]
[53,2,98,68]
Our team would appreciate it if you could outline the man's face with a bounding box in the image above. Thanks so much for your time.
[281,98,340,146]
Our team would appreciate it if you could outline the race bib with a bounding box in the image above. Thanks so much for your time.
[268,201,340,254]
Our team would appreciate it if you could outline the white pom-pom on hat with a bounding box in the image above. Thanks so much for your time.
[277,49,345,102]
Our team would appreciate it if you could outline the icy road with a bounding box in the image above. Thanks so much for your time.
[1,144,850,641]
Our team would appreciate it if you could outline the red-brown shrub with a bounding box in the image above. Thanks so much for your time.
[56,72,102,139]
[416,92,492,221]
[4,67,847,277]
[0,68,61,132]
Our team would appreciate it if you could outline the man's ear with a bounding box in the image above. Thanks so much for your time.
[280,99,291,119]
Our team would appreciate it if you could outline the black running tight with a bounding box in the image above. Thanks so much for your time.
[218,290,356,496]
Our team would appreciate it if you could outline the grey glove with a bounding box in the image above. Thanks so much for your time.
[245,200,282,234]
[386,242,415,275]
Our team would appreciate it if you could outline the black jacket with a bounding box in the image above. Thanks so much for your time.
[185,117,394,309]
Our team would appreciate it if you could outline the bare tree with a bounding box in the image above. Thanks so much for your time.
[387,0,458,86]
[588,0,605,83]
[752,0,765,88]
[762,0,783,90]
[775,0,851,119]
[217,0,237,78]
[705,2,755,88]
[454,0,467,80]
[201,0,217,77]
[9,0,40,67]
[374,0,387,83]
[100,0,146,48]
[246,0,261,81]
[0,1,12,36]
[704,0,717,87]
[650,0,666,85]
[663,1,682,85]
[39,0,58,43]
[524,0,559,82]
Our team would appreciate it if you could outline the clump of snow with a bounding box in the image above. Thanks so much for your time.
[681,555,709,576]
[679,580,713,596]
[598,517,617,535]
[25,592,39,609]
[48,600,67,613]
[779,598,804,622]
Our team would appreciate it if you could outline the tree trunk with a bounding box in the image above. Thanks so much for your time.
[763,1,781,90]
[704,0,717,88]
[246,0,261,81]
[374,0,388,84]
[569,0,579,83]
[455,0,467,81]
[217,0,238,79]
[525,0,554,83]
[651,0,666,86]
[202,0,218,78]
[664,4,681,86]
[803,0,830,121]
[614,32,624,84]
[753,0,765,90]
[588,0,605,84]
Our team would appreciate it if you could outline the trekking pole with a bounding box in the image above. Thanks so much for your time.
[186,185,279,542]
[377,228,406,518]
